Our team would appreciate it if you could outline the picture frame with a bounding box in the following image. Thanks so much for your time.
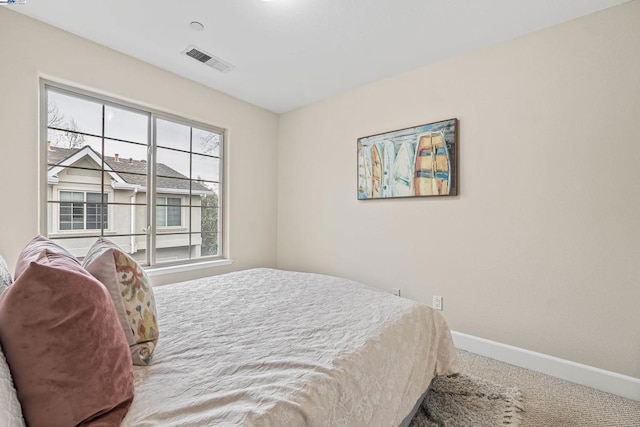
[357,118,458,200]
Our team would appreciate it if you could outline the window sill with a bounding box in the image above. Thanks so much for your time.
[145,258,233,279]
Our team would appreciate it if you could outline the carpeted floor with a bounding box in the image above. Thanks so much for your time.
[457,350,640,427]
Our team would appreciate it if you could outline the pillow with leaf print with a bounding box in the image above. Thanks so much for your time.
[83,238,159,366]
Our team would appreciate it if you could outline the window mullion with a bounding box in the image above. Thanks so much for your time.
[189,127,193,259]
[101,105,106,238]
[148,114,156,267]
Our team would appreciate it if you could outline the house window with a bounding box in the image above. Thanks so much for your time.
[157,197,181,227]
[59,191,108,231]
[43,82,224,266]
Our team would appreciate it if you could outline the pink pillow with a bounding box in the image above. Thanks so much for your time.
[13,235,79,280]
[0,251,134,427]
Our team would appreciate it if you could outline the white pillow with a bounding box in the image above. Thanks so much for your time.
[0,255,11,295]
[0,256,24,426]
[0,346,25,426]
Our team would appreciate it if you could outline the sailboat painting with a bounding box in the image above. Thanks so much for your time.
[357,118,458,199]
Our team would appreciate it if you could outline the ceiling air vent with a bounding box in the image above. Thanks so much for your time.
[183,45,235,73]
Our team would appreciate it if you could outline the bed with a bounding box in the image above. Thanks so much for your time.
[121,268,459,426]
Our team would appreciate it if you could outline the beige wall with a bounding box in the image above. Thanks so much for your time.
[0,8,279,284]
[277,1,640,377]
[2,1,638,378]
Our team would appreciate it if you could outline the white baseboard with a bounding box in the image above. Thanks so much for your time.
[451,331,640,402]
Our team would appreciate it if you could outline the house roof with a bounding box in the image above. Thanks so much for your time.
[48,145,214,194]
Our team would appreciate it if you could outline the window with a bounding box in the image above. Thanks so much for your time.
[59,191,108,231]
[42,82,223,266]
[157,197,182,227]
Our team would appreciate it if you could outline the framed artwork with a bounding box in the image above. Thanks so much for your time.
[357,118,458,199]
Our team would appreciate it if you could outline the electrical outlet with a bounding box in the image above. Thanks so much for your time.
[433,295,443,311]
[392,288,401,297]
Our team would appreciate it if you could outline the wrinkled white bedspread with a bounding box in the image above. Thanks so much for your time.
[121,268,458,427]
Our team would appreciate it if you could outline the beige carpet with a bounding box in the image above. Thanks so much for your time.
[457,350,640,427]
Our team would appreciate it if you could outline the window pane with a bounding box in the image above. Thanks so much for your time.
[156,197,166,227]
[72,202,84,230]
[192,153,219,183]
[46,129,102,155]
[47,202,74,235]
[156,197,182,227]
[157,147,190,179]
[60,191,83,202]
[104,105,148,144]
[59,207,71,230]
[86,218,100,230]
[47,132,103,168]
[192,128,220,157]
[59,202,71,223]
[104,139,148,166]
[156,177,191,195]
[155,237,190,264]
[130,251,147,265]
[86,203,98,229]
[60,205,71,216]
[167,206,181,227]
[86,193,102,203]
[106,203,149,260]
[48,91,102,136]
[49,167,107,190]
[108,202,148,235]
[86,193,108,230]
[198,232,219,257]
[190,181,216,197]
[101,202,108,229]
[167,198,182,227]
[191,206,219,236]
[104,139,148,188]
[156,205,166,227]
[48,236,100,260]
[156,119,190,151]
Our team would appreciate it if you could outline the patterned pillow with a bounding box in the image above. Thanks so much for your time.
[83,238,159,365]
[0,256,11,295]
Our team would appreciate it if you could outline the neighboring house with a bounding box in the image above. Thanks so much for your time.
[46,145,215,263]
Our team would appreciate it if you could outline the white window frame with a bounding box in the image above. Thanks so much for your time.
[40,80,226,268]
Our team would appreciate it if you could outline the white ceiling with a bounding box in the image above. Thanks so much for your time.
[10,0,630,113]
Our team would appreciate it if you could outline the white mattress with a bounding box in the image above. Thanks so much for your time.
[122,268,458,426]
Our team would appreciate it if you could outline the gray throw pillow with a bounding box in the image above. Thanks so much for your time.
[0,255,11,295]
